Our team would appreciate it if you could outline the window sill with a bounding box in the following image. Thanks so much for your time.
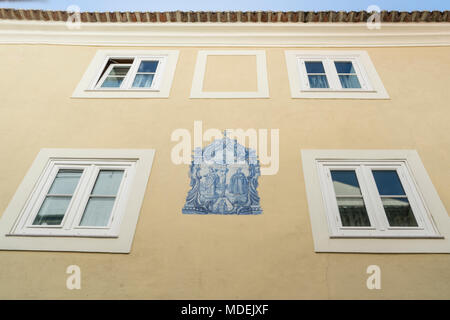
[71,90,169,99]
[329,235,445,239]
[6,233,119,238]
[300,89,377,93]
[85,89,161,92]
[292,90,389,99]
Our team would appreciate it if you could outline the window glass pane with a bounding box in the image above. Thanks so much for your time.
[96,60,132,87]
[338,75,361,88]
[79,198,115,227]
[138,61,159,73]
[334,61,355,73]
[331,170,371,227]
[132,74,155,88]
[33,196,71,225]
[305,61,325,73]
[382,197,418,227]
[91,170,124,196]
[372,170,406,195]
[336,197,371,227]
[109,66,130,76]
[331,170,362,196]
[308,75,329,88]
[101,77,125,88]
[48,170,82,195]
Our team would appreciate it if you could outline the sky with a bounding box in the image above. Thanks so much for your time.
[0,0,448,12]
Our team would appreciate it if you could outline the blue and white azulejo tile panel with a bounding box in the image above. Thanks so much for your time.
[182,135,262,215]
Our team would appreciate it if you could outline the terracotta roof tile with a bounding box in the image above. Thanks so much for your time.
[229,12,237,23]
[0,9,448,23]
[199,12,207,22]
[149,12,157,22]
[210,12,217,22]
[159,12,167,22]
[59,11,67,21]
[169,11,177,22]
[98,12,107,22]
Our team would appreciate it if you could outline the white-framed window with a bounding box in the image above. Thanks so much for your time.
[285,50,389,99]
[12,159,135,237]
[72,50,179,98]
[318,160,437,238]
[301,150,450,253]
[0,149,155,253]
[94,56,166,90]
[299,58,368,91]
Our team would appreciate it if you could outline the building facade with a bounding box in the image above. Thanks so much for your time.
[0,9,449,299]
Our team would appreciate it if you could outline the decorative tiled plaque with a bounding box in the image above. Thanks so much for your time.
[182,135,262,215]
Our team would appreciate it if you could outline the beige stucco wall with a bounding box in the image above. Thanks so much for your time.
[203,55,258,92]
[0,44,449,299]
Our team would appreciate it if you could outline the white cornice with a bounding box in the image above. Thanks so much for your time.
[0,20,449,47]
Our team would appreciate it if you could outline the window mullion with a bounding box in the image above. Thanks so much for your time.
[122,57,139,89]
[324,58,340,90]
[59,166,87,230]
[357,165,385,232]
[361,165,390,232]
[68,165,98,229]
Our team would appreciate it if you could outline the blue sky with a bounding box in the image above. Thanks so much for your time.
[0,0,448,12]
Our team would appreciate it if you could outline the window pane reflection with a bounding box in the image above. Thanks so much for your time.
[331,170,371,227]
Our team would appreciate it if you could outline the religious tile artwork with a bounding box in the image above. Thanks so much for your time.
[182,135,262,215]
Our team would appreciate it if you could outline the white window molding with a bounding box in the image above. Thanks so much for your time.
[301,150,450,253]
[1,21,449,47]
[190,50,269,99]
[12,160,136,237]
[286,50,389,99]
[94,57,166,91]
[72,50,179,98]
[0,149,155,253]
[318,161,438,238]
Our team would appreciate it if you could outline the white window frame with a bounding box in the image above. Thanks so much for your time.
[72,50,179,98]
[286,50,389,99]
[190,50,269,99]
[0,149,155,253]
[12,159,136,238]
[318,160,438,238]
[95,62,132,90]
[301,150,450,253]
[93,56,167,91]
[298,57,370,91]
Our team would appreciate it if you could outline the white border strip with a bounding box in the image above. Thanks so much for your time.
[190,50,269,99]
[1,21,449,47]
